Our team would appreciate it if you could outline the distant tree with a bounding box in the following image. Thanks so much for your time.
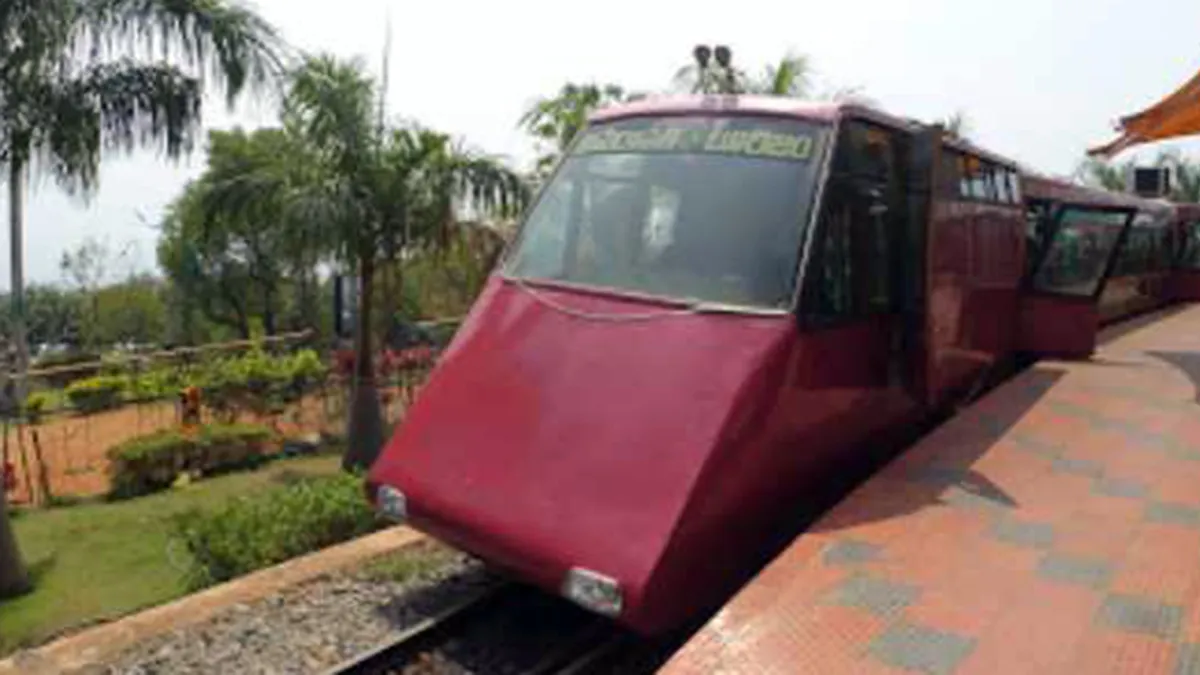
[158,183,259,339]
[0,285,83,350]
[163,129,314,337]
[91,276,168,346]
[1076,149,1200,201]
[60,237,113,348]
[1152,149,1200,202]
[1076,157,1132,192]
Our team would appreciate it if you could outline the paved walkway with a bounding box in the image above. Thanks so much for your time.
[662,305,1200,674]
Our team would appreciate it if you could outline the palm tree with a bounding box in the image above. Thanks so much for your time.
[210,55,527,470]
[518,83,630,177]
[755,53,812,97]
[0,0,281,600]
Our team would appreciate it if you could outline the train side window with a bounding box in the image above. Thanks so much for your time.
[1033,208,1127,296]
[1009,171,1023,203]
[994,166,1010,203]
[957,154,971,198]
[965,156,989,200]
[805,121,898,320]
[939,148,963,198]
[1114,213,1172,275]
[1024,200,1054,277]
[981,163,998,201]
[1182,221,1200,269]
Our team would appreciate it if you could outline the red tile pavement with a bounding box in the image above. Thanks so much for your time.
[660,306,1200,675]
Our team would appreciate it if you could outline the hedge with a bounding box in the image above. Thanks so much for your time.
[47,348,329,417]
[64,375,125,414]
[172,472,380,589]
[107,423,275,499]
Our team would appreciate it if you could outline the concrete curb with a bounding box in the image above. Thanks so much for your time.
[0,526,424,675]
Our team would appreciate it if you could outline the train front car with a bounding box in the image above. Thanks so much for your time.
[367,97,1025,634]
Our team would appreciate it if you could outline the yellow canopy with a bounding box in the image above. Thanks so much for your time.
[1090,66,1200,158]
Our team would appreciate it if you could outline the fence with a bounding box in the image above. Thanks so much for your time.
[2,322,458,506]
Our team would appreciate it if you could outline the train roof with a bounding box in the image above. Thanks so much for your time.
[1020,172,1175,214]
[588,94,1019,169]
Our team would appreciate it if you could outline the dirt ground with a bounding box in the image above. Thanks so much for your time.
[3,382,418,505]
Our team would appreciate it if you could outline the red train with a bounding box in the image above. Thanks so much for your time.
[367,95,1200,635]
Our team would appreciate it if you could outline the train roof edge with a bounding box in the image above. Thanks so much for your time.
[587,94,1195,217]
[1021,171,1177,214]
[587,94,1020,168]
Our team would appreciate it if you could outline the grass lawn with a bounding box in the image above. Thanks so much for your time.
[0,454,344,656]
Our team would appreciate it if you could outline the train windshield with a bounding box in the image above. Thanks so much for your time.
[505,115,828,309]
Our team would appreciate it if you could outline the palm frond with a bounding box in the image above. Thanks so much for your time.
[36,60,202,195]
[761,53,810,97]
[75,0,284,106]
[284,54,376,172]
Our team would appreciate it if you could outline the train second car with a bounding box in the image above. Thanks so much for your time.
[367,96,1033,634]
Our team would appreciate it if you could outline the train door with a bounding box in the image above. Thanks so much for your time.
[800,119,921,401]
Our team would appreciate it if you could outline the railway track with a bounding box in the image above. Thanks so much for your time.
[322,582,647,675]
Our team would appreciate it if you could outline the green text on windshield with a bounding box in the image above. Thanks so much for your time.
[507,115,826,310]
[574,125,816,161]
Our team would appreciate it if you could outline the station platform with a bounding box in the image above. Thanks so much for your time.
[661,304,1200,674]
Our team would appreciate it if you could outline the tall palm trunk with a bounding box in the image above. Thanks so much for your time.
[342,253,384,471]
[0,160,31,599]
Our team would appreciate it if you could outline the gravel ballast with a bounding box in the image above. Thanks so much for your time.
[93,542,489,675]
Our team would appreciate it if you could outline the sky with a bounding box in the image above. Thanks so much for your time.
[3,0,1200,289]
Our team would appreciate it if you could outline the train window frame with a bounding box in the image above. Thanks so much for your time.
[1026,204,1136,300]
[994,167,1011,203]
[1178,219,1200,270]
[938,147,964,198]
[1008,171,1023,204]
[948,149,1018,206]
[1111,211,1174,278]
[800,118,905,327]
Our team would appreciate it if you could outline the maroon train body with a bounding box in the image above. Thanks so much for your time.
[367,95,1200,635]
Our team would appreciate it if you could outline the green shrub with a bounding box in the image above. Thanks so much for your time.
[193,348,328,419]
[24,391,55,422]
[285,349,327,395]
[39,348,330,420]
[172,472,380,588]
[107,423,275,499]
[126,365,180,402]
[65,375,127,414]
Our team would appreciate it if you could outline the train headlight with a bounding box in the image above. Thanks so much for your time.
[561,567,623,617]
[375,485,408,523]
